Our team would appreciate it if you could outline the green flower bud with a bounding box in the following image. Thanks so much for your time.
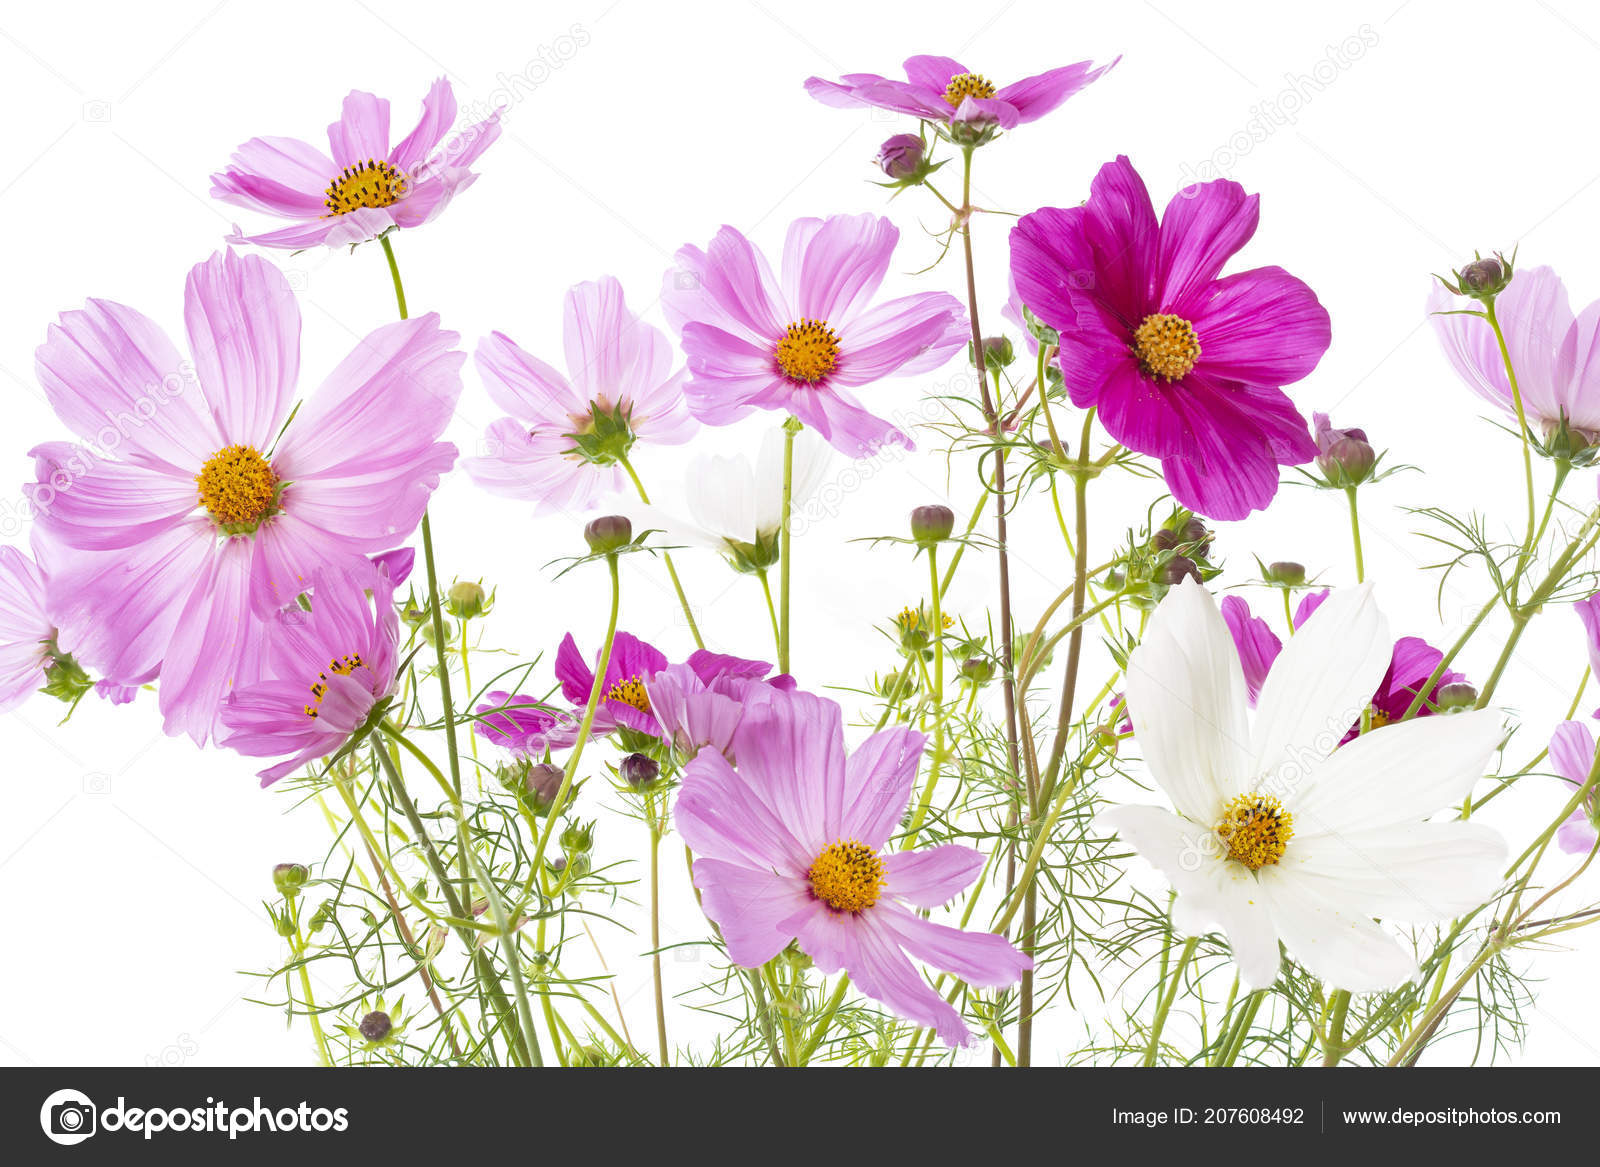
[272,862,310,897]
[1265,561,1307,587]
[584,514,633,555]
[560,821,595,855]
[1436,682,1478,711]
[446,580,488,619]
[910,504,956,547]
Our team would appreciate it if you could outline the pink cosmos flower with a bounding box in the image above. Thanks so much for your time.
[1575,593,1600,718]
[677,686,1029,1046]
[462,277,696,513]
[0,546,50,712]
[211,78,501,250]
[1548,720,1600,855]
[1429,266,1600,444]
[552,630,670,739]
[805,54,1117,131]
[1220,591,1465,738]
[220,566,400,785]
[646,650,795,759]
[661,214,968,457]
[473,691,562,754]
[1010,156,1330,519]
[29,250,462,743]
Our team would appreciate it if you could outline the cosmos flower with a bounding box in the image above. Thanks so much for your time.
[29,250,462,743]
[552,630,670,739]
[1572,593,1600,718]
[220,565,401,786]
[676,686,1030,1045]
[211,77,501,249]
[461,276,698,513]
[646,650,795,759]
[1010,156,1330,519]
[1220,590,1466,737]
[623,426,832,572]
[804,54,1117,132]
[1101,579,1505,991]
[473,691,563,755]
[1547,720,1600,855]
[0,546,50,712]
[1429,265,1600,448]
[662,213,967,457]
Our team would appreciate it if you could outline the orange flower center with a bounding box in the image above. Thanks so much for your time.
[807,839,886,913]
[1214,793,1294,871]
[196,444,279,530]
[1132,313,1202,381]
[775,319,841,383]
[943,72,997,106]
[604,676,652,713]
[324,159,407,216]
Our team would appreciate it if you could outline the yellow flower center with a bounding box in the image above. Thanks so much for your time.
[605,676,652,713]
[1132,313,1202,381]
[196,444,280,529]
[304,653,366,719]
[807,839,886,913]
[895,606,953,632]
[1367,707,1391,729]
[943,72,997,106]
[775,319,841,383]
[1214,793,1294,871]
[323,159,408,216]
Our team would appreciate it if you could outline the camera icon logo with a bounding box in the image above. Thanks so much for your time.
[39,1088,97,1146]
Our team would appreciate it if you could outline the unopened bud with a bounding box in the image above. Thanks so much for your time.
[584,514,633,555]
[272,863,310,897]
[446,580,488,619]
[358,1011,392,1042]
[876,133,925,180]
[959,657,995,685]
[1159,556,1201,586]
[910,504,955,546]
[620,752,660,788]
[1265,561,1306,587]
[1436,682,1478,711]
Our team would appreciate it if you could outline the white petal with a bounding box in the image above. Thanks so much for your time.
[1124,579,1251,821]
[1286,820,1506,921]
[686,451,757,542]
[1098,803,1225,897]
[1261,867,1418,991]
[1249,583,1390,796]
[753,426,831,537]
[1290,708,1504,835]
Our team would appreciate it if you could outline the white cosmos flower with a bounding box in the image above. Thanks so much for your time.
[1099,578,1506,992]
[626,427,831,569]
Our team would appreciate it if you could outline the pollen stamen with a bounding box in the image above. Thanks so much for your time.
[1214,793,1293,871]
[807,839,886,913]
[1132,313,1202,381]
[304,653,366,719]
[196,444,279,530]
[323,158,407,216]
[943,72,998,107]
[604,676,652,713]
[775,319,841,383]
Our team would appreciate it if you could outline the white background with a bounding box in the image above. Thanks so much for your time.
[2,0,1599,1066]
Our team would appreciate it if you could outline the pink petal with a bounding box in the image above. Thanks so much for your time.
[992,57,1118,123]
[184,250,300,450]
[1187,266,1331,387]
[326,91,391,168]
[831,292,967,387]
[882,845,982,909]
[156,538,264,744]
[691,858,810,967]
[1156,179,1259,310]
[840,725,925,849]
[389,77,457,173]
[781,214,897,326]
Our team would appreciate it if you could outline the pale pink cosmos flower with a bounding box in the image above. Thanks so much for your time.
[29,250,462,743]
[211,77,501,249]
[662,214,968,457]
[462,276,696,513]
[0,546,50,712]
[677,687,1030,1046]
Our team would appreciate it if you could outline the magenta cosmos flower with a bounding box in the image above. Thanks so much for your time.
[662,214,968,456]
[462,277,696,512]
[473,692,562,754]
[220,566,400,785]
[1429,266,1600,447]
[805,54,1117,132]
[0,546,50,713]
[1548,720,1600,855]
[29,250,462,743]
[1010,156,1331,519]
[646,650,795,760]
[211,78,501,249]
[1221,591,1465,737]
[677,687,1029,1046]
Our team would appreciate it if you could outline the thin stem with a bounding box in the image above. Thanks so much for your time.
[289,899,331,1066]
[618,453,705,648]
[1321,988,1352,1066]
[1482,298,1538,574]
[1345,487,1365,583]
[778,417,800,674]
[797,975,851,1065]
[903,545,945,844]
[758,569,782,657]
[1143,936,1199,1067]
[649,801,670,1066]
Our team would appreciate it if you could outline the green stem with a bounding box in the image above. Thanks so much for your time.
[618,453,705,649]
[1143,936,1199,1066]
[289,901,331,1066]
[1321,988,1351,1066]
[1482,298,1538,576]
[649,805,670,1066]
[1345,486,1365,583]
[778,417,800,674]
[796,975,851,1065]
[903,545,945,844]
[758,569,781,658]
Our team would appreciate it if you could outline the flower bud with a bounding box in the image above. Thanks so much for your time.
[971,334,1014,370]
[1456,255,1511,300]
[1182,519,1210,547]
[272,863,310,897]
[584,514,633,555]
[910,504,955,546]
[358,1010,392,1042]
[1158,556,1201,586]
[1149,529,1176,552]
[1317,436,1376,486]
[446,580,488,619]
[1265,561,1306,587]
[1436,682,1478,711]
[876,133,925,180]
[522,762,565,809]
[560,821,595,855]
[959,657,995,685]
[620,752,660,788]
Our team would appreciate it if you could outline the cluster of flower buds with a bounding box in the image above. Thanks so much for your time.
[1109,511,1220,608]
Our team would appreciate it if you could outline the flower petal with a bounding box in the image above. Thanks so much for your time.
[184,250,300,451]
